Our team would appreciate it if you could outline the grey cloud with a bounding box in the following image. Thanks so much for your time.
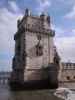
[0,7,23,71]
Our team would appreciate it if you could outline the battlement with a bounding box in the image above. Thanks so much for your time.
[17,9,51,31]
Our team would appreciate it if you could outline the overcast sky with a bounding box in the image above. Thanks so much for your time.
[0,0,75,71]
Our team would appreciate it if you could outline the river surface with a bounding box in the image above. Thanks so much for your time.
[0,84,63,100]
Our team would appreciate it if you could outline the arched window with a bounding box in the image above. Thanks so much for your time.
[73,76,75,79]
[36,43,43,56]
[66,76,70,80]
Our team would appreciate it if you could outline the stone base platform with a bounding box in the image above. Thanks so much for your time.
[9,64,59,90]
[9,79,58,91]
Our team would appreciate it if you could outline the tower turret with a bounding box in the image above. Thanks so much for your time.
[25,8,31,16]
[40,13,51,29]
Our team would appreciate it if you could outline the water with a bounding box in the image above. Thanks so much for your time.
[0,84,62,100]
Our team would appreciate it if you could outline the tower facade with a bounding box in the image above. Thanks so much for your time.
[10,9,59,89]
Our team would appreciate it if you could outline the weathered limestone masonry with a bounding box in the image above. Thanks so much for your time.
[10,9,60,89]
[59,62,75,89]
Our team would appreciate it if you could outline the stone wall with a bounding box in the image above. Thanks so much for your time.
[59,81,75,89]
[58,62,75,89]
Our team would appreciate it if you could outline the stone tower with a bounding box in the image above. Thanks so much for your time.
[10,9,59,89]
